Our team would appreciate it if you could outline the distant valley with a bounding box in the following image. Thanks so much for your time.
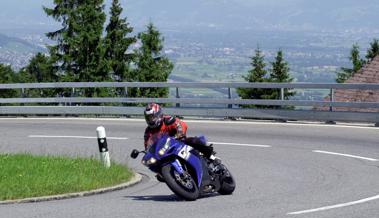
[0,28,372,85]
[1,0,379,83]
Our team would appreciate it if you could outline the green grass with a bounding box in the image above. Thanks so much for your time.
[0,154,133,201]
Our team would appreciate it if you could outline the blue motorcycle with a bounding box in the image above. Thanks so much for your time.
[130,133,235,201]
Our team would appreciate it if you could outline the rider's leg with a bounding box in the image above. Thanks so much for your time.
[184,136,213,157]
[184,137,220,164]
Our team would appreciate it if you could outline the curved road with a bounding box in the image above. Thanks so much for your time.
[0,118,378,218]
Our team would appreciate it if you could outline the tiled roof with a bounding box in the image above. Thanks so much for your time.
[320,55,379,112]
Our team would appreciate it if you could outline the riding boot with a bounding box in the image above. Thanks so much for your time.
[207,145,222,165]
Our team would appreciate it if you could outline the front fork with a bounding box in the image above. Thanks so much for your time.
[171,159,184,175]
[156,159,184,183]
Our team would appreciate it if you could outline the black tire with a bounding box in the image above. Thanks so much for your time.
[218,164,236,195]
[161,164,199,201]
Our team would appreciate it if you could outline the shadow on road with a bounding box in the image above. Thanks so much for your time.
[125,194,181,202]
[125,193,220,202]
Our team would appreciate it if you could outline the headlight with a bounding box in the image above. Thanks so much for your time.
[147,157,157,165]
[158,138,170,156]
[158,148,166,156]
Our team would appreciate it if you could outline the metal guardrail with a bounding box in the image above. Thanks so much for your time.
[1,82,379,89]
[0,82,378,124]
[0,98,378,109]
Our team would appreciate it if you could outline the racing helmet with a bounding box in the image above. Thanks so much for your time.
[144,103,163,128]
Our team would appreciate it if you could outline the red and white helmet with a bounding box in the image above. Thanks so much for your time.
[144,103,163,128]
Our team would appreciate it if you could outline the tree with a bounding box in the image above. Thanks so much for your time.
[336,43,365,83]
[104,0,136,98]
[134,22,173,98]
[269,50,295,101]
[0,64,18,98]
[43,0,78,81]
[19,53,57,83]
[18,53,58,97]
[44,0,108,97]
[366,38,379,62]
[237,46,270,108]
[104,0,136,83]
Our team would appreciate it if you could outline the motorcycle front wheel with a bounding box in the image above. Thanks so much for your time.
[161,164,199,201]
[217,164,236,195]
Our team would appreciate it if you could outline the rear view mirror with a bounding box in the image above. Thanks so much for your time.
[130,149,140,159]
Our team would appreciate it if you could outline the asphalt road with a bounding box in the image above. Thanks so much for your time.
[0,118,378,218]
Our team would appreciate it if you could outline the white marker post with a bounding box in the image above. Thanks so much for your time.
[96,126,111,168]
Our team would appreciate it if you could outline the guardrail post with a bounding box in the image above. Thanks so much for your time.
[277,88,287,122]
[326,88,336,124]
[228,87,232,109]
[70,88,75,106]
[124,86,128,107]
[124,87,128,97]
[20,88,25,107]
[21,88,25,98]
[176,87,180,108]
[329,88,334,112]
[280,88,284,101]
[280,88,285,109]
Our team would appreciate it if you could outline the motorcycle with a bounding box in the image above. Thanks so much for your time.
[130,133,235,201]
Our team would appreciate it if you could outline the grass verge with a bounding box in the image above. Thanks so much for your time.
[0,154,133,201]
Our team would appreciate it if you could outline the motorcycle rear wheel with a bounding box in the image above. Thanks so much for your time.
[161,164,199,201]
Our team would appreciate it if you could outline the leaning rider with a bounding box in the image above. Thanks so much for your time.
[143,103,218,162]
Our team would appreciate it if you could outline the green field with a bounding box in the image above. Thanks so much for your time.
[173,57,249,82]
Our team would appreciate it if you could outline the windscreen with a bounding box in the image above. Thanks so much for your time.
[146,133,168,153]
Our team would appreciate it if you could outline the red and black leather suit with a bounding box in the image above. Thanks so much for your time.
[143,115,213,157]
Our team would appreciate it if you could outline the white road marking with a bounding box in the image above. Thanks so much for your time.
[210,142,271,148]
[313,150,378,162]
[28,135,128,140]
[287,194,379,215]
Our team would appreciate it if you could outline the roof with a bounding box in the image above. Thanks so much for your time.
[321,55,379,112]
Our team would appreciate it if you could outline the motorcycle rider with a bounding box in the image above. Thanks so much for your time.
[143,103,218,161]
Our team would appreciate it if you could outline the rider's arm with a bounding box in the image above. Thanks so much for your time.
[175,119,187,139]
[143,128,150,150]
[164,116,187,139]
